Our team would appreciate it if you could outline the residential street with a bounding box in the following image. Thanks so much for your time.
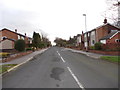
[2,47,118,88]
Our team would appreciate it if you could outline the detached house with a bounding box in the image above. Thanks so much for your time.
[0,28,32,51]
[78,19,120,50]
[87,19,120,47]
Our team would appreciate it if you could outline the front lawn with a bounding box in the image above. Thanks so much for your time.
[100,56,120,63]
[0,64,17,74]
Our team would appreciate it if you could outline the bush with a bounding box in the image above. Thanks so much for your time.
[25,48,32,51]
[94,42,102,50]
[15,39,25,52]
[89,46,95,50]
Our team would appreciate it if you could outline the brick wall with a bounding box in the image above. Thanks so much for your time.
[96,25,108,42]
[89,50,120,55]
[106,32,120,44]
[102,43,120,51]
[0,29,18,41]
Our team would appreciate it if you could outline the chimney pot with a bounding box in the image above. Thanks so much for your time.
[103,18,107,24]
[25,33,26,36]
[15,29,17,33]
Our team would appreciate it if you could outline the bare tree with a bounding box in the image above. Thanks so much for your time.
[103,0,120,27]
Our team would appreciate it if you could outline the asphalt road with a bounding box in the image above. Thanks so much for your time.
[2,47,118,89]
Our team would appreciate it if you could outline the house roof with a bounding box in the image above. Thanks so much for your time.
[100,31,120,40]
[1,28,27,37]
[83,23,120,35]
[93,23,120,31]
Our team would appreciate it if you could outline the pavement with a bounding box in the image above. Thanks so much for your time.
[2,47,118,88]
[0,48,48,65]
[62,48,105,59]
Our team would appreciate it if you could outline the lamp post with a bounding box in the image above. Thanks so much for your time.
[83,14,88,51]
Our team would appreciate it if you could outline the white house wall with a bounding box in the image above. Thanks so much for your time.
[77,36,81,43]
[90,31,96,46]
[100,40,106,44]
[0,40,13,49]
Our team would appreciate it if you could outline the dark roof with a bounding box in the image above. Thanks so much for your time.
[100,31,119,40]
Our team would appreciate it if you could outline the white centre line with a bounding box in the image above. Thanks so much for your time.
[67,67,85,90]
[57,51,65,63]
[56,51,85,90]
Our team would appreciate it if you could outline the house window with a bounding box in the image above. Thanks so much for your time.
[21,36,24,40]
[92,40,95,44]
[1,36,7,40]
[111,30,118,33]
[115,39,120,43]
[88,33,90,37]
[18,35,20,39]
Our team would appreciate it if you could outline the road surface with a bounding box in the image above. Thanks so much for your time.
[2,47,118,89]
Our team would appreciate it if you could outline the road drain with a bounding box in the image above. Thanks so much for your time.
[50,67,65,81]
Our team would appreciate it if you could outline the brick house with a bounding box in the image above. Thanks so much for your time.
[78,19,120,50]
[100,31,120,44]
[0,28,32,51]
[88,19,120,46]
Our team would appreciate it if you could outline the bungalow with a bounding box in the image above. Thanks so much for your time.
[0,28,32,51]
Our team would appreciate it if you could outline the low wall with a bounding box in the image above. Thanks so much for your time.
[1,51,33,63]
[89,50,120,55]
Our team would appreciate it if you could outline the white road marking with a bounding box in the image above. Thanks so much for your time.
[7,57,33,72]
[67,67,85,90]
[57,51,65,63]
[56,51,85,90]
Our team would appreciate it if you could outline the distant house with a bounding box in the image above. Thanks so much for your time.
[0,28,32,51]
[100,31,120,44]
[76,34,81,46]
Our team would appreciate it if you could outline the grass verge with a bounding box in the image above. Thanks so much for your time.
[0,64,17,74]
[100,56,120,63]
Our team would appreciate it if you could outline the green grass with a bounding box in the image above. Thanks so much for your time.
[0,64,17,74]
[100,56,120,63]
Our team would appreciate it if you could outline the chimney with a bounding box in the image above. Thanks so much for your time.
[103,18,107,24]
[82,31,84,34]
[25,33,26,36]
[15,29,17,33]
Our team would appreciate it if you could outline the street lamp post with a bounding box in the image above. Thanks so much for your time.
[83,14,88,51]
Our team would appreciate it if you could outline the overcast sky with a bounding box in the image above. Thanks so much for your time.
[0,0,108,45]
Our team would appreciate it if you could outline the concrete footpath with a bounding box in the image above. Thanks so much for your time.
[63,48,104,59]
[1,48,49,65]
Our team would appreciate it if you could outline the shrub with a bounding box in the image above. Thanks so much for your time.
[89,46,95,50]
[94,42,102,50]
[15,39,25,52]
[0,52,10,57]
[25,48,32,51]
